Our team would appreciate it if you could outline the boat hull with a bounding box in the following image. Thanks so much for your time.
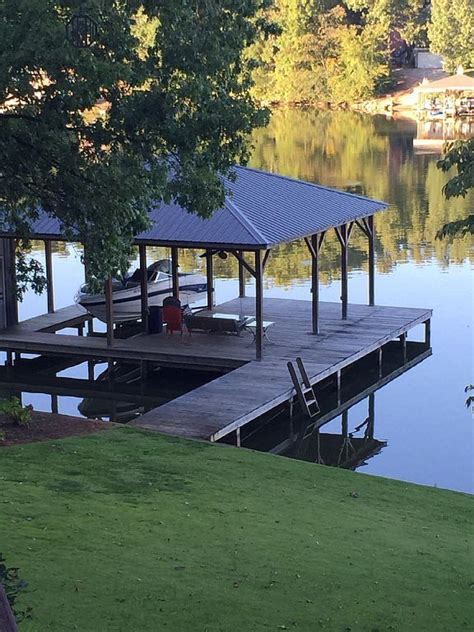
[78,275,207,323]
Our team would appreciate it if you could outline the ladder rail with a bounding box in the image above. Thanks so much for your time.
[287,357,320,419]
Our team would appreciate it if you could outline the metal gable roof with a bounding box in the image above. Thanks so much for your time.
[224,166,387,246]
[1,166,388,248]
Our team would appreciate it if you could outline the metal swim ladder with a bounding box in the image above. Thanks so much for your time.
[287,357,320,419]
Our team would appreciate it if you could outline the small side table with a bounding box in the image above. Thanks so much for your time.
[244,320,275,343]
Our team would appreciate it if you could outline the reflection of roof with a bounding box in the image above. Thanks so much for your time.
[311,434,386,469]
[0,166,388,250]
[416,73,474,93]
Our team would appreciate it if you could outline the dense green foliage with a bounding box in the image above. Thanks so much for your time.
[252,0,472,104]
[436,139,474,239]
[251,0,393,104]
[249,0,442,104]
[0,428,472,631]
[0,1,272,284]
[429,0,474,72]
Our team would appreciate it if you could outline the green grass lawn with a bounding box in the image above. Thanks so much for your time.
[0,427,472,631]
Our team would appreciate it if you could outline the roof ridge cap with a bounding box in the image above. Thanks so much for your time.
[224,186,268,246]
[236,165,388,208]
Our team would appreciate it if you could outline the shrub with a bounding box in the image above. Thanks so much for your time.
[0,398,33,426]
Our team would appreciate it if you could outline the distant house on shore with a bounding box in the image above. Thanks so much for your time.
[413,48,443,70]
[414,68,474,119]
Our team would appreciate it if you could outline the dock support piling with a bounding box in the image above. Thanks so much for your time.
[399,332,407,363]
[424,319,431,347]
[139,244,149,333]
[44,240,54,314]
[336,369,341,406]
[171,247,179,300]
[206,250,214,309]
[378,346,383,378]
[367,393,375,439]
[255,249,264,360]
[87,360,95,382]
[105,277,114,347]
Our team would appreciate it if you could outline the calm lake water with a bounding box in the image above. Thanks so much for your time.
[8,111,474,494]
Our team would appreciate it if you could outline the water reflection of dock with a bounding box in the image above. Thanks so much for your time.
[413,118,474,154]
[241,341,431,470]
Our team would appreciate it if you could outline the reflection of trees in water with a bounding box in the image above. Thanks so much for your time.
[26,112,472,289]
[251,110,473,271]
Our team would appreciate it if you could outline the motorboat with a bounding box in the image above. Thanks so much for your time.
[76,259,207,323]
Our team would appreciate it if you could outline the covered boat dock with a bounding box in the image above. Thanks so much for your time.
[0,166,432,440]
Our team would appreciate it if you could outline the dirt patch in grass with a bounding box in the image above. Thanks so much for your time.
[0,411,109,446]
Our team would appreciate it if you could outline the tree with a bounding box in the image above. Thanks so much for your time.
[345,0,429,45]
[436,139,474,238]
[429,0,474,72]
[328,21,390,103]
[250,0,345,104]
[0,1,272,288]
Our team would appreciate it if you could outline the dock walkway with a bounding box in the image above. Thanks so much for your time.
[131,298,431,440]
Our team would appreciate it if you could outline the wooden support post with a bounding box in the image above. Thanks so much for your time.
[378,346,383,378]
[340,224,348,319]
[2,238,18,327]
[171,247,179,300]
[87,360,95,381]
[105,277,114,347]
[110,400,117,423]
[305,233,325,334]
[336,369,341,406]
[341,410,348,437]
[367,215,375,306]
[238,250,245,298]
[206,250,214,309]
[424,319,431,347]
[51,394,58,415]
[255,249,264,360]
[311,234,319,334]
[399,332,407,363]
[139,244,149,333]
[44,240,54,313]
[87,318,94,336]
[367,393,375,439]
[236,427,241,447]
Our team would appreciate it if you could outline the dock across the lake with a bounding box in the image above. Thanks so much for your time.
[0,297,431,442]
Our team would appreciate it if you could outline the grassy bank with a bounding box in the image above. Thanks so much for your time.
[0,428,472,631]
